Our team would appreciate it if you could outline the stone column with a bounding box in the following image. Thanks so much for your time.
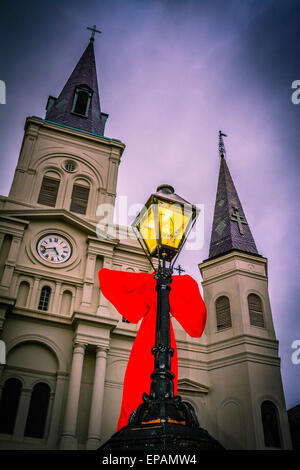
[44,390,55,442]
[47,372,67,449]
[59,342,86,450]
[0,233,5,254]
[86,347,108,450]
[0,364,5,382]
[12,387,32,442]
[0,366,5,399]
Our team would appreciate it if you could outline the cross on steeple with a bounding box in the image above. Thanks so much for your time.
[174,265,186,275]
[231,206,248,235]
[219,130,227,158]
[87,24,102,42]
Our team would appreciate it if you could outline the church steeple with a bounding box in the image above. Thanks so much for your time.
[209,131,259,259]
[45,30,108,136]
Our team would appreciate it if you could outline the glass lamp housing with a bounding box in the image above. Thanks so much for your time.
[132,185,198,263]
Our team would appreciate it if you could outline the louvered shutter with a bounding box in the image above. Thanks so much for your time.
[248,294,265,327]
[70,184,90,215]
[216,296,232,330]
[74,90,89,115]
[37,177,60,207]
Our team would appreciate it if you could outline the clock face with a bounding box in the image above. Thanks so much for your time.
[37,234,72,264]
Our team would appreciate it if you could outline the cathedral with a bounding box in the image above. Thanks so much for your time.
[0,32,292,450]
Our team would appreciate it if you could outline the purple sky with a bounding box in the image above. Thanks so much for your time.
[0,0,299,408]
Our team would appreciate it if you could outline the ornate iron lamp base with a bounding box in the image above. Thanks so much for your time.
[98,421,223,451]
[99,397,224,451]
[128,392,200,428]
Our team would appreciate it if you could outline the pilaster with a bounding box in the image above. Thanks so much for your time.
[97,256,112,317]
[86,346,109,449]
[59,342,86,450]
[12,387,32,442]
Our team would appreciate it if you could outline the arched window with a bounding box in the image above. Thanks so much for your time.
[17,281,30,307]
[71,86,92,117]
[60,290,72,316]
[70,182,90,215]
[216,296,232,331]
[248,294,265,327]
[38,286,51,311]
[38,176,60,207]
[24,383,51,439]
[0,378,22,434]
[261,401,281,448]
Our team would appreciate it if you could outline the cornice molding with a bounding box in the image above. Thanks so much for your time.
[0,208,117,241]
[72,310,118,330]
[177,378,210,396]
[201,269,268,286]
[26,116,125,153]
[206,350,281,370]
[199,250,267,270]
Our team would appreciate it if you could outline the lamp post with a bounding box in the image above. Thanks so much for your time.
[99,185,223,450]
[128,184,199,427]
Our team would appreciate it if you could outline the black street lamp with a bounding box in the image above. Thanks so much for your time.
[99,185,223,451]
[129,185,199,426]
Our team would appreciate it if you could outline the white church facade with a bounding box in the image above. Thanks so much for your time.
[0,34,292,450]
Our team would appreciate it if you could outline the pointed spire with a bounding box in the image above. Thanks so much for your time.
[45,34,108,136]
[209,132,259,259]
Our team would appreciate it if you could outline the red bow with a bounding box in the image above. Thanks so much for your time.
[98,268,207,431]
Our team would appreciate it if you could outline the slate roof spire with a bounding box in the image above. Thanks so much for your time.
[209,132,259,259]
[45,33,108,136]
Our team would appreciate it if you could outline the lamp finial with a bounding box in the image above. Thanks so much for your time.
[156,184,175,195]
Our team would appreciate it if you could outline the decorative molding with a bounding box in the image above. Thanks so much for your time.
[199,250,267,270]
[14,266,84,286]
[26,116,125,152]
[0,208,113,241]
[206,333,279,353]
[202,268,267,286]
[177,378,210,396]
[104,379,123,390]
[207,351,281,370]
[6,333,68,373]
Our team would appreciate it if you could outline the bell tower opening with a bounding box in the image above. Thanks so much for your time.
[71,86,92,117]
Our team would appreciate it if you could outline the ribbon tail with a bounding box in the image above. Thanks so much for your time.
[117,314,179,431]
[117,308,156,430]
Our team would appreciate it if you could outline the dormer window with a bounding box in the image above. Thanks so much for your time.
[71,86,92,117]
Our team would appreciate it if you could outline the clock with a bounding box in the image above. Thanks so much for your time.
[37,234,72,264]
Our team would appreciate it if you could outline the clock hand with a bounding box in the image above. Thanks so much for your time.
[43,246,59,256]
